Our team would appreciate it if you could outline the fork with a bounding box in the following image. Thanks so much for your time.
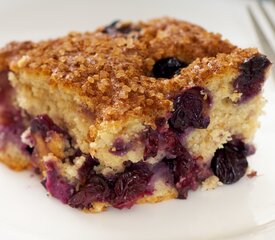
[248,0,275,79]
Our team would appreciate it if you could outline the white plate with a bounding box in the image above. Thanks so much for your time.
[1,0,275,239]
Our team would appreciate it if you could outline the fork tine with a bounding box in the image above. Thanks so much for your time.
[257,0,275,33]
[247,6,275,64]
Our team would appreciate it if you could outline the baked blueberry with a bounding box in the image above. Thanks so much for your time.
[68,175,110,209]
[234,55,271,103]
[30,115,65,137]
[153,57,188,78]
[112,161,153,209]
[169,87,210,133]
[103,20,136,35]
[211,140,248,184]
[144,127,159,159]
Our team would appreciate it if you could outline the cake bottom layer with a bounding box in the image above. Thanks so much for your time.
[1,113,255,212]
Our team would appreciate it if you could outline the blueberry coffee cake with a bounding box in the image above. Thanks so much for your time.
[0,18,272,212]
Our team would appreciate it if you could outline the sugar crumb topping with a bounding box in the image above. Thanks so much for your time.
[0,17,258,125]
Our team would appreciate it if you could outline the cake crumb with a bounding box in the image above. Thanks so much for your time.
[246,168,257,178]
[202,175,222,190]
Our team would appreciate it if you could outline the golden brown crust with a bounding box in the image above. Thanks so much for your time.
[164,47,259,95]
[0,41,34,71]
[1,17,241,128]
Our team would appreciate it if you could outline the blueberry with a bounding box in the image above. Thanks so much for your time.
[45,161,75,204]
[174,158,200,199]
[144,127,159,160]
[159,127,211,199]
[162,130,184,156]
[211,140,248,184]
[30,115,65,137]
[25,145,34,154]
[68,161,153,210]
[103,20,135,35]
[68,175,110,209]
[109,138,131,156]
[234,55,271,103]
[164,147,200,199]
[169,87,210,133]
[112,161,152,209]
[77,155,99,184]
[152,57,188,78]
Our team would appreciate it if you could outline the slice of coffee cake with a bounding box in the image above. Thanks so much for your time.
[0,18,271,212]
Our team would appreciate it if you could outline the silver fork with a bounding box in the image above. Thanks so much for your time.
[248,0,275,79]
